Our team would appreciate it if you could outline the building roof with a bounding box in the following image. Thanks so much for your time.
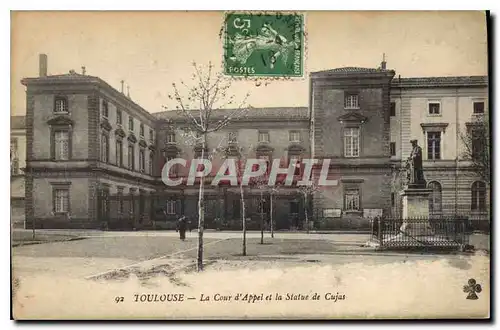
[21,72,157,124]
[154,107,309,122]
[311,66,396,77]
[391,76,488,88]
[314,67,386,74]
[11,116,25,129]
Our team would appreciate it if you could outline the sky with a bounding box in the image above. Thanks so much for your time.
[10,11,488,116]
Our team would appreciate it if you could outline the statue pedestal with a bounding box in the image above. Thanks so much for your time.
[400,187,433,236]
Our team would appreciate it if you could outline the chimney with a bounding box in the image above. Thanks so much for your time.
[39,54,48,77]
[380,53,387,70]
[120,80,124,93]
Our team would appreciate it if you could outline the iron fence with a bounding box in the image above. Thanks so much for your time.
[370,216,473,250]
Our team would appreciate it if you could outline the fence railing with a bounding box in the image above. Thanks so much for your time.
[370,216,475,249]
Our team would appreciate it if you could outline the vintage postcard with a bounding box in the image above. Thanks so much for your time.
[10,10,490,320]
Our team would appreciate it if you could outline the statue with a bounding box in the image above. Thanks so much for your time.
[406,139,426,187]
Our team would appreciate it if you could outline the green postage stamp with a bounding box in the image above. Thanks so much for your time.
[224,12,304,78]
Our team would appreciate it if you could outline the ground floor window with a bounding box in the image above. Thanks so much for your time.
[166,200,176,214]
[53,188,70,213]
[232,199,240,218]
[471,181,487,211]
[344,188,360,211]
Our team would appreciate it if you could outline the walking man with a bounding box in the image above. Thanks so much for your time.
[178,215,187,241]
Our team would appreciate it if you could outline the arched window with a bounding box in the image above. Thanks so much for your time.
[471,181,487,211]
[428,181,442,215]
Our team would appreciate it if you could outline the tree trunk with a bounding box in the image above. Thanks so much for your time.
[239,181,246,256]
[32,219,36,240]
[304,194,309,234]
[197,134,207,272]
[260,190,264,244]
[270,192,274,238]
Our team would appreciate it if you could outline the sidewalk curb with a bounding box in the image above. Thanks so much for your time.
[12,237,86,247]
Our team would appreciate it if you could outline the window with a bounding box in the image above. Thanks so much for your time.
[166,132,176,144]
[140,123,145,137]
[390,142,396,156]
[129,188,136,215]
[54,188,70,213]
[128,116,134,132]
[290,201,299,214]
[149,129,154,143]
[391,193,395,207]
[390,102,396,117]
[128,144,135,170]
[149,152,154,174]
[428,181,442,215]
[54,130,70,160]
[258,131,269,143]
[471,181,486,211]
[427,132,441,160]
[166,200,176,214]
[117,187,124,214]
[11,158,19,175]
[117,109,122,125]
[289,131,301,142]
[232,199,240,218]
[344,93,359,109]
[428,102,441,115]
[166,155,178,175]
[228,131,237,144]
[139,149,145,172]
[10,138,19,175]
[344,127,360,157]
[344,188,360,211]
[116,139,123,167]
[471,127,486,160]
[473,102,485,114]
[100,134,109,163]
[102,100,109,118]
[54,97,68,113]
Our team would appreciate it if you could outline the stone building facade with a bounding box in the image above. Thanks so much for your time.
[11,116,26,227]
[20,54,489,230]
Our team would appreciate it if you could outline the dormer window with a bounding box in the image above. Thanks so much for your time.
[344,93,359,109]
[54,97,68,114]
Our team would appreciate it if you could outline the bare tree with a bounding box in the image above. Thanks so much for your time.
[167,61,251,271]
[219,144,250,256]
[460,118,490,184]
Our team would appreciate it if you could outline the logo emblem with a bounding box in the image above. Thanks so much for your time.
[463,278,482,300]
